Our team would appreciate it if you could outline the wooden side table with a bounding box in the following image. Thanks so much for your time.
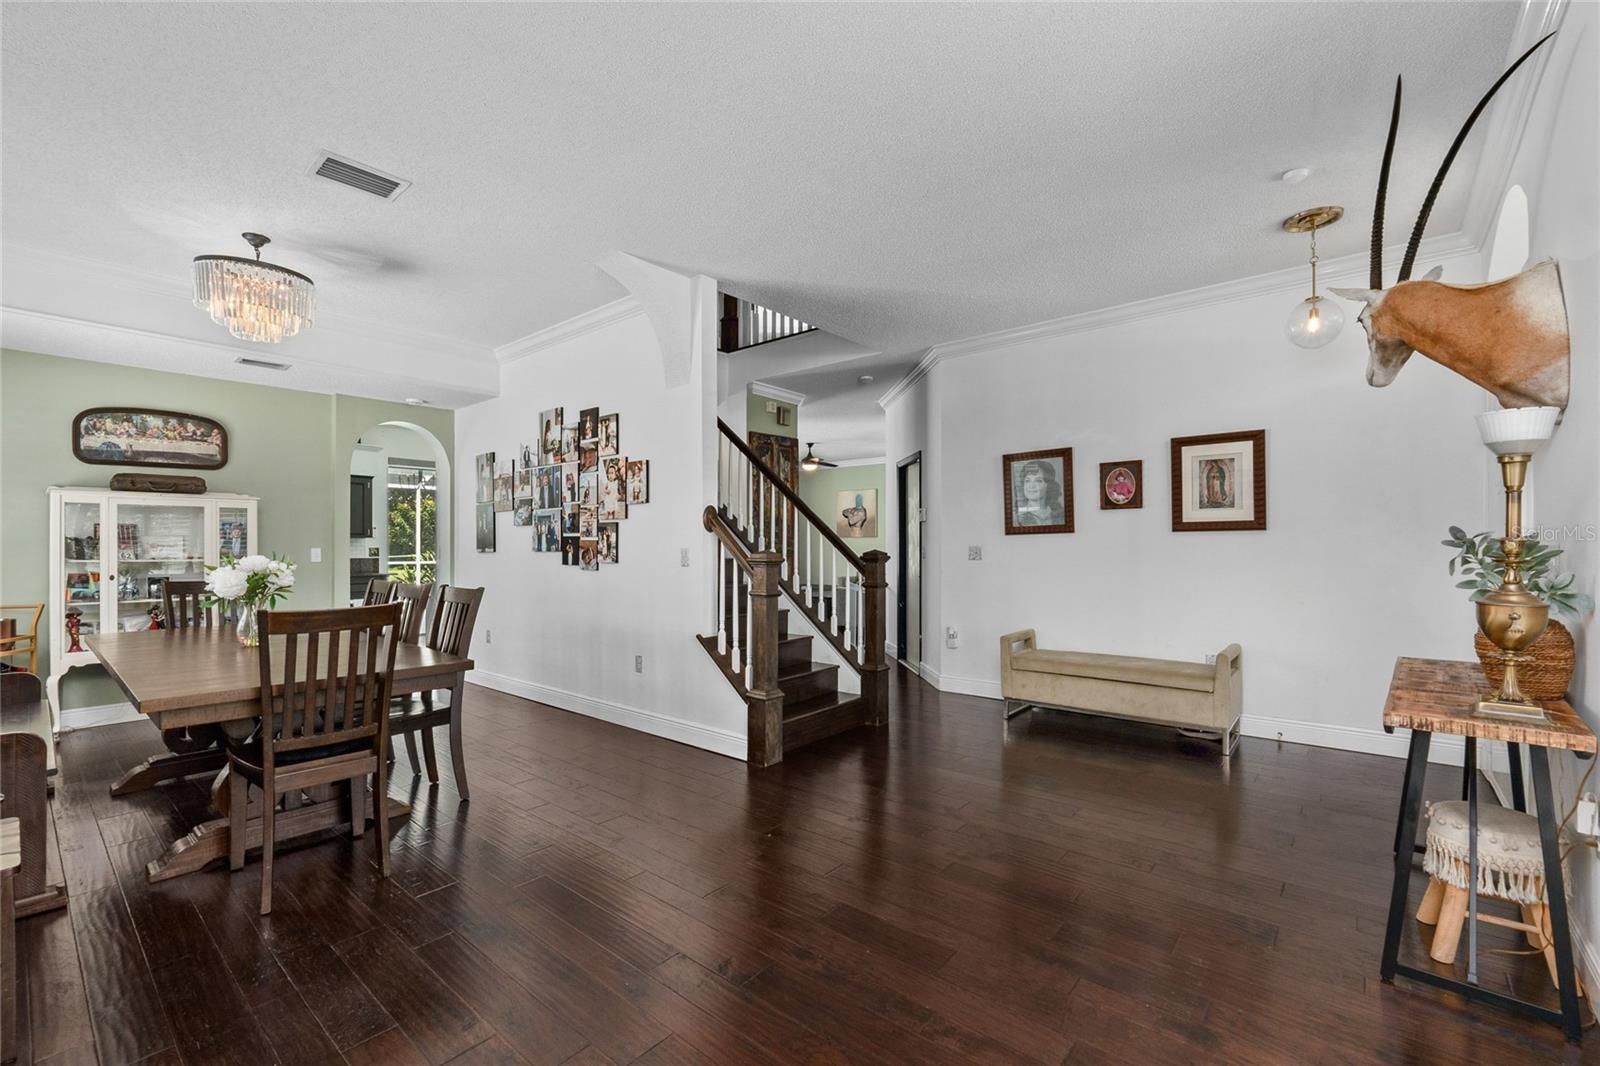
[1381,657,1594,1044]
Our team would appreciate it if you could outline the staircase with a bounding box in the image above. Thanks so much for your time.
[699,421,888,765]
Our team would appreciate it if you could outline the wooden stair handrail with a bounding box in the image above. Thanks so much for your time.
[717,419,866,575]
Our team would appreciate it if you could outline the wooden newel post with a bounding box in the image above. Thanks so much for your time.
[745,551,785,767]
[719,293,740,353]
[860,550,890,727]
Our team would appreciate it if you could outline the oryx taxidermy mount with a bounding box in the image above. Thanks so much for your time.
[1331,34,1570,412]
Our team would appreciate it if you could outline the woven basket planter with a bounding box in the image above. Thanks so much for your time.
[1474,619,1575,701]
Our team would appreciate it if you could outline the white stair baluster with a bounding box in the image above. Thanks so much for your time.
[729,562,742,675]
[715,543,726,655]
[843,570,853,652]
[743,580,753,689]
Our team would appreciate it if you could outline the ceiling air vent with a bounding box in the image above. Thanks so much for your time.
[235,356,291,371]
[309,151,411,201]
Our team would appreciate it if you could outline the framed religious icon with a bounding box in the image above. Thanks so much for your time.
[1099,460,1142,510]
[72,407,228,469]
[1170,430,1266,531]
[1002,448,1073,535]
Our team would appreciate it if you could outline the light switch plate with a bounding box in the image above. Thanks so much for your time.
[309,547,322,563]
[968,546,982,561]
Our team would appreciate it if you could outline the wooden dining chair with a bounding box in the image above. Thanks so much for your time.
[159,579,212,630]
[363,577,395,606]
[227,602,401,915]
[390,586,482,799]
[0,605,44,675]
[387,580,433,772]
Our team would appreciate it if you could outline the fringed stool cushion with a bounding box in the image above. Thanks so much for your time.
[1422,800,1549,904]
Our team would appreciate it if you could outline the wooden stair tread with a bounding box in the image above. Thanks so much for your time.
[782,691,861,719]
[778,661,836,683]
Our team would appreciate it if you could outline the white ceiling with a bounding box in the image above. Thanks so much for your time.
[3,2,1522,404]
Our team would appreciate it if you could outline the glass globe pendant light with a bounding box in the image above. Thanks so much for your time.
[1282,206,1344,350]
[192,232,315,343]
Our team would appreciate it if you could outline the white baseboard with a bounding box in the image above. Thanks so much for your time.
[467,670,746,761]
[58,702,142,730]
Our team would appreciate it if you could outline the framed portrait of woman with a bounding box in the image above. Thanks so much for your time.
[1002,448,1073,534]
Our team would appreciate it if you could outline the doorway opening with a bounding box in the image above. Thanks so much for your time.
[896,451,923,670]
[347,422,451,605]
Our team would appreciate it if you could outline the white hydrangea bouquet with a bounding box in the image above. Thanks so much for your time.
[204,553,296,646]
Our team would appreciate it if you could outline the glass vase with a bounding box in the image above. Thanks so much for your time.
[235,605,260,647]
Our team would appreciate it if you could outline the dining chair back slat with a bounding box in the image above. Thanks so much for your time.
[160,579,211,630]
[363,578,395,606]
[428,586,483,658]
[258,604,399,760]
[389,582,432,645]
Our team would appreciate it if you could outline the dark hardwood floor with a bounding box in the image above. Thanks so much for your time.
[16,667,1588,1064]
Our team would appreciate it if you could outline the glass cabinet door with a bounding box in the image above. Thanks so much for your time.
[108,500,207,633]
[218,504,251,561]
[61,499,105,648]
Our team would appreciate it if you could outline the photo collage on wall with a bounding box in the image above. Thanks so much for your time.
[473,405,650,566]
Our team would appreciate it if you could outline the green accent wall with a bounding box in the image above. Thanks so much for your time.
[798,462,887,555]
[746,389,797,438]
[0,348,453,709]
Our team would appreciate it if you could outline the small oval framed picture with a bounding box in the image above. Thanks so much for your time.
[1002,448,1073,534]
[1099,460,1142,510]
[72,408,228,469]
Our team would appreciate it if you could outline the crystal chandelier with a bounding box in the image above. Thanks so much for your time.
[192,232,315,343]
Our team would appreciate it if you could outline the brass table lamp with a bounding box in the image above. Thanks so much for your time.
[1473,407,1560,721]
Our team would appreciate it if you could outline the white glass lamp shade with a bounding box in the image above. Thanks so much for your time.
[1475,406,1559,456]
[1285,295,1344,349]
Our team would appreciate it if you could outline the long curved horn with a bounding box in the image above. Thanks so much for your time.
[1397,32,1556,281]
[1371,76,1402,289]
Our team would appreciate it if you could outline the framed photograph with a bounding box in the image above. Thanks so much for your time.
[580,445,598,473]
[598,413,620,457]
[579,539,599,571]
[1170,430,1265,532]
[562,505,579,536]
[578,469,599,509]
[562,536,580,566]
[532,465,557,509]
[1099,460,1143,510]
[578,407,600,445]
[493,460,514,512]
[475,503,496,552]
[560,463,579,507]
[837,489,877,538]
[512,500,533,527]
[513,464,533,500]
[533,509,560,551]
[1003,449,1073,534]
[599,456,628,521]
[578,506,598,540]
[539,408,564,462]
[519,442,536,470]
[72,407,228,469]
[626,459,649,504]
[560,426,579,462]
[598,523,619,564]
[475,452,495,503]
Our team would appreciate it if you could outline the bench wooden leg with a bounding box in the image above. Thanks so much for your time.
[1428,884,1470,965]
[1417,878,1445,924]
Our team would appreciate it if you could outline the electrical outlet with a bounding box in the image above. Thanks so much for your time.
[484,629,492,645]
[945,626,959,649]
[635,655,644,674]
[1204,653,1216,665]
[681,548,691,567]
[968,545,982,561]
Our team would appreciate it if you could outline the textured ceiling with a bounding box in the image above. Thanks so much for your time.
[3,2,1519,360]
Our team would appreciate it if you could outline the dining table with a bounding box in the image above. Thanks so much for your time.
[86,625,474,884]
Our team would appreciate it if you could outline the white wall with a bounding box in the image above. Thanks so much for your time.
[1481,2,1600,985]
[453,307,748,759]
[885,244,1493,760]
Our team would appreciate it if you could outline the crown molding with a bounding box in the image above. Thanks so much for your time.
[494,296,644,364]
[877,229,1482,411]
[748,380,807,407]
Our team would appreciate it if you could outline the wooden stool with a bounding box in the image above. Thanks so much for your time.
[1415,799,1583,996]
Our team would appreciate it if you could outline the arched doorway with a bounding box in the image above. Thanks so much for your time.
[346,421,452,603]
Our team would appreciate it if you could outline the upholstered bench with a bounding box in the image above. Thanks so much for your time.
[999,630,1242,754]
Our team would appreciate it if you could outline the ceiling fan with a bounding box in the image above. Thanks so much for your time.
[800,443,837,471]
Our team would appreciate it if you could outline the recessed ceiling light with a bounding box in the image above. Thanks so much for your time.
[1281,167,1312,185]
[858,374,875,384]
[404,397,430,406]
